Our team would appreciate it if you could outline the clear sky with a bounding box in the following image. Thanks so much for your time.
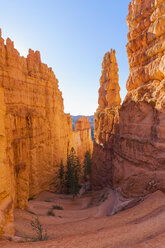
[0,0,131,115]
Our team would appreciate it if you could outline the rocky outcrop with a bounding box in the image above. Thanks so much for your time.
[92,0,165,197]
[0,30,92,235]
[73,117,93,163]
[98,49,121,110]
[113,0,165,198]
[92,50,121,189]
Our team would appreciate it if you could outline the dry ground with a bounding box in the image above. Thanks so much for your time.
[1,189,165,247]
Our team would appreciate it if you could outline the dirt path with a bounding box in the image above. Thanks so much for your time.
[1,190,165,247]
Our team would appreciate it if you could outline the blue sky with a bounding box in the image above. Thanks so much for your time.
[0,0,131,115]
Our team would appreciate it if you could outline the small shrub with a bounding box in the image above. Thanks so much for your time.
[97,193,109,205]
[31,237,38,242]
[31,217,48,241]
[8,237,12,242]
[28,197,34,201]
[26,210,36,215]
[47,210,55,216]
[52,205,63,210]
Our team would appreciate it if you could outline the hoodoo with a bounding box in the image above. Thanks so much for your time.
[92,0,165,198]
[92,49,121,189]
[113,0,165,197]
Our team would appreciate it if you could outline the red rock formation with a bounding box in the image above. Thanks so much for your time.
[93,0,165,198]
[92,50,121,189]
[75,117,91,130]
[73,117,93,163]
[98,49,121,110]
[0,30,92,235]
[0,85,14,235]
[113,0,165,198]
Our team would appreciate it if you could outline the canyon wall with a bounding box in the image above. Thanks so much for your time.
[92,0,165,197]
[92,50,121,189]
[0,30,92,235]
[0,83,14,235]
[73,117,93,164]
[113,0,165,198]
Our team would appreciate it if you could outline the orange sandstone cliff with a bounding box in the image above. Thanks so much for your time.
[113,0,165,197]
[92,50,121,189]
[92,0,165,197]
[0,30,92,235]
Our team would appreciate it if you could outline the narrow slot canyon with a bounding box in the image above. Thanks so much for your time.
[0,0,165,247]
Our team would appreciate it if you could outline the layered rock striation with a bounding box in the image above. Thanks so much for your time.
[92,0,165,198]
[92,50,121,189]
[113,0,165,197]
[0,30,92,235]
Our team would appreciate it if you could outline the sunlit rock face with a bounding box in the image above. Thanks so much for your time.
[98,49,121,110]
[0,84,14,235]
[113,0,165,198]
[0,31,92,235]
[92,50,121,189]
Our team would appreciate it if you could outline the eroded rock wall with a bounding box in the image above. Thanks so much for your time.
[0,84,14,235]
[1,36,73,209]
[0,31,92,235]
[92,0,165,197]
[92,50,121,189]
[113,0,165,198]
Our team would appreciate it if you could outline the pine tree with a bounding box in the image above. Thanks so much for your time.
[72,156,81,197]
[59,160,64,191]
[73,169,80,198]
[65,147,81,197]
[65,151,73,194]
[83,150,92,182]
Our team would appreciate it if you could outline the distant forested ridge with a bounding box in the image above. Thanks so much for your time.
[71,115,94,141]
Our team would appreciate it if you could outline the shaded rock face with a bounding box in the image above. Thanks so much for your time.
[73,117,93,163]
[92,0,165,197]
[92,50,121,189]
[0,31,92,235]
[113,0,165,198]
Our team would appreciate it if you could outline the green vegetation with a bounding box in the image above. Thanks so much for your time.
[58,147,81,197]
[65,147,81,197]
[83,150,92,182]
[58,148,92,197]
[28,197,34,201]
[26,210,36,215]
[59,160,65,192]
[31,217,48,241]
[47,210,55,216]
[52,205,64,210]
[98,193,109,205]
